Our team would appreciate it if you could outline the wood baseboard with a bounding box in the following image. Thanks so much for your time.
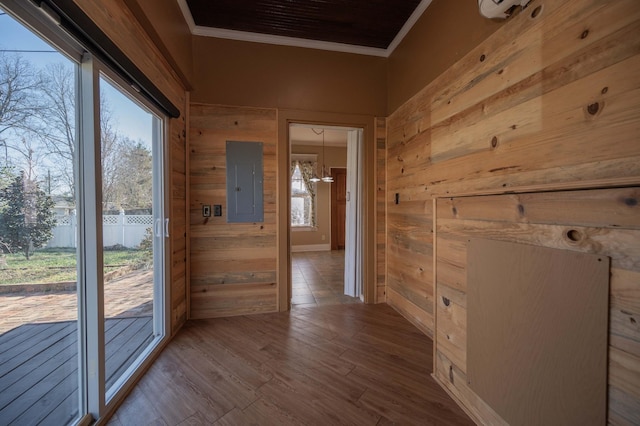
[291,244,331,252]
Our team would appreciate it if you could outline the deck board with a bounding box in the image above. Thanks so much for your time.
[0,317,152,426]
[106,317,153,389]
[0,324,47,355]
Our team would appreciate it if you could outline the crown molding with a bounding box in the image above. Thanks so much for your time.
[177,0,431,58]
[386,0,433,54]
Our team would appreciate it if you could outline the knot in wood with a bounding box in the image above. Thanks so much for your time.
[587,102,599,115]
[531,5,542,18]
[565,229,583,243]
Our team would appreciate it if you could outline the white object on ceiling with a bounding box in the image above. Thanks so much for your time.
[478,0,532,19]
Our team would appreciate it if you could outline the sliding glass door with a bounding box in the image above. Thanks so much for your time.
[99,75,165,400]
[0,7,82,424]
[0,2,168,423]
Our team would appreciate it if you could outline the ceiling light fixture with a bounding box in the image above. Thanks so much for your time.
[319,129,333,183]
[309,130,321,182]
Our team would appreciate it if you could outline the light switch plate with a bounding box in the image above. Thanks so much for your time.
[202,205,211,217]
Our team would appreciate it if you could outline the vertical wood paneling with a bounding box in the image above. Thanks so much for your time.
[386,0,640,423]
[189,104,278,319]
[375,117,387,303]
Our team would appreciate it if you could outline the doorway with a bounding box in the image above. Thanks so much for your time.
[288,123,364,305]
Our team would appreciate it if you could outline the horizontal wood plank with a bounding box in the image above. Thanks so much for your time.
[189,104,278,318]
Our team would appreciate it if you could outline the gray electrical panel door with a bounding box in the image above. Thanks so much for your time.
[226,141,264,223]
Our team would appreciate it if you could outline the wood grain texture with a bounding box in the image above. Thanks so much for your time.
[169,113,188,333]
[375,117,387,303]
[434,189,639,425]
[385,0,640,422]
[189,104,278,318]
[108,304,473,425]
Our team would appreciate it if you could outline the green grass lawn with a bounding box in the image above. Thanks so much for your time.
[0,248,151,285]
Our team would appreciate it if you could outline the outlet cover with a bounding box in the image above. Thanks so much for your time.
[214,205,222,217]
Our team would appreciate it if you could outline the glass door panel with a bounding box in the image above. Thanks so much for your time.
[0,7,81,424]
[98,76,162,398]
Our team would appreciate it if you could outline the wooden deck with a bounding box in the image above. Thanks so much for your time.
[0,316,153,425]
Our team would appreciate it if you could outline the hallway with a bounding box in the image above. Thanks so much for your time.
[291,250,361,308]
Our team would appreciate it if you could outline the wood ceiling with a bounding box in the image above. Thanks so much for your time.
[182,0,426,56]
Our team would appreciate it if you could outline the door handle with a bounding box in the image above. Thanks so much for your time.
[164,218,170,238]
[154,218,162,238]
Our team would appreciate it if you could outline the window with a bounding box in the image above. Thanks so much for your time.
[291,159,316,228]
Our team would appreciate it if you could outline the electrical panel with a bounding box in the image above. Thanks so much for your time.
[225,141,264,223]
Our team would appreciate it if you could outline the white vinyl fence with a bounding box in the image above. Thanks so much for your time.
[48,212,153,249]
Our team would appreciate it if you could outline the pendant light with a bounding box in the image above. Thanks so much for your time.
[308,128,321,182]
[320,129,333,183]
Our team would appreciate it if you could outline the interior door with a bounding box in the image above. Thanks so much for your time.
[344,129,363,298]
[331,168,347,250]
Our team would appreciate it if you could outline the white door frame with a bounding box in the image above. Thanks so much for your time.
[287,123,364,300]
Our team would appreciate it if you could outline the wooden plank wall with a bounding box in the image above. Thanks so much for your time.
[435,189,639,424]
[169,109,188,333]
[73,0,189,335]
[375,117,387,303]
[189,104,278,319]
[386,0,640,423]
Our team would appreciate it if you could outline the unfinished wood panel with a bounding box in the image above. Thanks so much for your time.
[375,117,386,303]
[170,114,188,333]
[386,0,640,422]
[432,188,639,425]
[467,239,608,426]
[74,0,185,107]
[189,104,278,319]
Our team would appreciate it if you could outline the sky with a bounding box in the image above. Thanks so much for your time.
[0,8,153,146]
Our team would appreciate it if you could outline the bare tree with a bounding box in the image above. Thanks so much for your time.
[37,62,76,197]
[38,63,123,202]
[100,105,124,209]
[1,55,152,209]
[112,139,152,210]
[0,52,44,163]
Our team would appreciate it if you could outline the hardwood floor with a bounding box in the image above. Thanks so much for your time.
[108,304,473,425]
